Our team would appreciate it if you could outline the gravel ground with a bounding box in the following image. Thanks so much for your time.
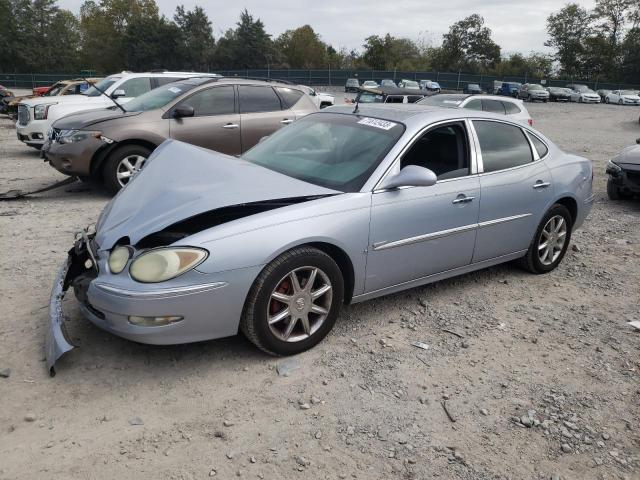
[0,100,639,480]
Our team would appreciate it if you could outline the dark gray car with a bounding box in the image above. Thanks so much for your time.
[42,77,317,193]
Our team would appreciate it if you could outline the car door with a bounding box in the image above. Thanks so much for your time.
[168,85,241,155]
[237,85,292,152]
[365,121,480,293]
[470,119,553,262]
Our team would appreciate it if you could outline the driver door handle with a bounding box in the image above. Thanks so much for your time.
[452,196,475,204]
[533,181,551,189]
[280,118,294,124]
[222,123,239,129]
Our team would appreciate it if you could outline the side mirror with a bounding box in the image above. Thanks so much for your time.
[379,165,437,190]
[173,105,195,118]
[111,89,126,99]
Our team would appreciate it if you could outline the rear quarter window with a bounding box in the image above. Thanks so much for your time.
[528,133,549,158]
[503,102,521,114]
[275,87,304,109]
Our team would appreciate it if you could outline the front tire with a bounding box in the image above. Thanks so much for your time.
[240,247,344,356]
[519,204,572,274]
[102,144,152,194]
[607,179,626,200]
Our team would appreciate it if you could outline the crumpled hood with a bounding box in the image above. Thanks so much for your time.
[613,144,640,166]
[53,108,140,129]
[95,140,339,249]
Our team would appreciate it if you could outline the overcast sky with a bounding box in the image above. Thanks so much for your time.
[57,0,596,55]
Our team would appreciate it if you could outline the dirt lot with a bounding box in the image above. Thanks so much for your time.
[0,100,639,480]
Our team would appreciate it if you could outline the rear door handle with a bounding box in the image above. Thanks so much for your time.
[280,119,294,124]
[533,181,551,189]
[222,123,239,129]
[452,195,475,204]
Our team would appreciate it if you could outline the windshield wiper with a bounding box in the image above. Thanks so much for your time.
[82,78,125,113]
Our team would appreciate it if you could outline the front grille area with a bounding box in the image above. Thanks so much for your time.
[17,104,29,125]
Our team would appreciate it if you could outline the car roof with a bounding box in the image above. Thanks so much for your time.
[325,103,529,128]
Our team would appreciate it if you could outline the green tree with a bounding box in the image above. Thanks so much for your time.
[545,3,591,77]
[216,9,273,69]
[79,0,159,72]
[435,14,500,72]
[0,0,19,71]
[361,34,421,70]
[122,14,181,71]
[276,25,327,68]
[174,5,215,71]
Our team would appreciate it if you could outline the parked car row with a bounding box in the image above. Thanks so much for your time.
[345,78,440,93]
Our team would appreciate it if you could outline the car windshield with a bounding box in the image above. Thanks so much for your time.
[243,113,404,192]
[584,89,596,94]
[346,79,358,85]
[83,77,120,97]
[417,94,467,107]
[529,84,544,90]
[124,82,196,112]
[363,81,377,86]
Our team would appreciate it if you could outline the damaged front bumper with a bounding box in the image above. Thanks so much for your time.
[45,232,97,376]
[46,256,75,376]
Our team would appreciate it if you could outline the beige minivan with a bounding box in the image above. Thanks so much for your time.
[41,77,317,193]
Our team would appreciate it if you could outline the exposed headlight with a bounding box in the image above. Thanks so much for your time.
[108,245,132,274]
[58,129,101,144]
[34,103,56,120]
[129,247,208,283]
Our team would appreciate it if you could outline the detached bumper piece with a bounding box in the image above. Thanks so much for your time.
[46,257,75,376]
[45,234,97,376]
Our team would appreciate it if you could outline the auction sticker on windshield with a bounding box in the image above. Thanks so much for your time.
[168,87,182,94]
[357,117,398,130]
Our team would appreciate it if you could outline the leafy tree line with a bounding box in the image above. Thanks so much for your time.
[0,0,638,84]
[546,0,640,84]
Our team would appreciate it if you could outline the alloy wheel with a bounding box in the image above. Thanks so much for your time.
[538,215,567,266]
[116,155,147,187]
[267,266,333,342]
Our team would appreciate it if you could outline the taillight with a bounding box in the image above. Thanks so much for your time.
[528,119,533,126]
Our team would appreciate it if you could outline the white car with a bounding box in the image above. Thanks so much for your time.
[567,85,601,104]
[604,90,640,106]
[362,80,379,89]
[298,85,334,109]
[16,71,220,149]
[418,94,533,126]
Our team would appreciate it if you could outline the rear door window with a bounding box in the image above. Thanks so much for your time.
[482,99,506,115]
[238,86,282,113]
[464,98,482,111]
[473,121,533,173]
[118,77,152,97]
[181,86,235,116]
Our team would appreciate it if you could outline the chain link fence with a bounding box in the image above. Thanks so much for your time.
[2,69,638,91]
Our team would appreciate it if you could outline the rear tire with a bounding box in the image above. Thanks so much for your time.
[519,204,572,274]
[102,144,152,195]
[240,247,344,356]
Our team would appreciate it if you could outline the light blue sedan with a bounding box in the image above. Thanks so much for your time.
[47,104,594,373]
